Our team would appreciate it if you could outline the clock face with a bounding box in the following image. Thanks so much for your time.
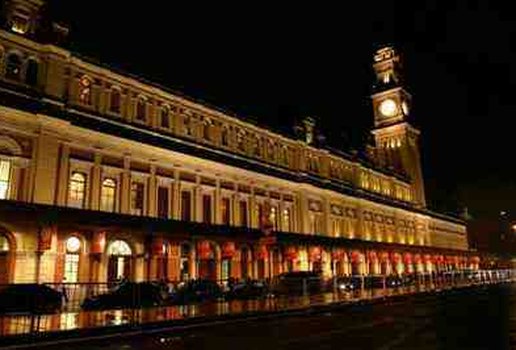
[379,99,397,117]
[402,100,409,115]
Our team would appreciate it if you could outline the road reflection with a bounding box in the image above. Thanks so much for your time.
[0,279,511,338]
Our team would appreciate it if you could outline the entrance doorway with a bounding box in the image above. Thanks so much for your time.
[107,240,132,282]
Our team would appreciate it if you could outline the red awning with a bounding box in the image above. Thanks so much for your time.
[222,242,236,259]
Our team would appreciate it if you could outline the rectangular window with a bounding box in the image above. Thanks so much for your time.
[202,194,212,223]
[161,108,170,128]
[221,197,231,225]
[100,178,116,212]
[157,186,169,218]
[282,208,291,232]
[239,200,248,227]
[270,206,278,231]
[64,254,79,283]
[68,172,87,209]
[333,219,341,237]
[131,182,144,215]
[181,190,191,221]
[0,160,11,200]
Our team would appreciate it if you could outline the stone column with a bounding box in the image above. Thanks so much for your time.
[323,197,330,236]
[296,190,308,234]
[231,184,238,226]
[214,178,221,224]
[193,175,202,222]
[90,152,102,210]
[172,169,180,220]
[249,186,256,228]
[147,163,157,217]
[278,193,285,232]
[8,160,20,201]
[120,155,131,214]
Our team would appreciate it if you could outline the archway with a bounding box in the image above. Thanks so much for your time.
[351,251,364,276]
[309,246,322,273]
[255,245,268,280]
[197,241,218,281]
[403,253,413,274]
[284,246,298,273]
[380,252,390,275]
[0,233,13,284]
[368,251,379,275]
[107,240,133,282]
[180,242,193,281]
[270,247,281,277]
[221,242,236,282]
[332,249,345,277]
[240,246,251,279]
[392,252,403,275]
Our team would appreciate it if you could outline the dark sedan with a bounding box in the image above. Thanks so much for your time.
[81,282,167,310]
[0,284,63,314]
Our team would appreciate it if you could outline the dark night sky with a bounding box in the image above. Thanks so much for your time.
[47,1,516,219]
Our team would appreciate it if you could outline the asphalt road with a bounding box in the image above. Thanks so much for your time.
[12,284,516,350]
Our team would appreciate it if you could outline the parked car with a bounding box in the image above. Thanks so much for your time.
[225,280,269,300]
[168,279,223,305]
[0,284,63,314]
[81,281,167,310]
[385,275,403,288]
[272,271,324,295]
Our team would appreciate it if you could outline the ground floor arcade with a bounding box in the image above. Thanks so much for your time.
[0,201,480,285]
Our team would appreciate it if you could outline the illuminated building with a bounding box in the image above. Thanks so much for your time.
[0,0,477,285]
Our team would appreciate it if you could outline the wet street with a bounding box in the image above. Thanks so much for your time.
[15,283,516,350]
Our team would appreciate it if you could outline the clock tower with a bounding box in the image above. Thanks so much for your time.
[370,46,426,208]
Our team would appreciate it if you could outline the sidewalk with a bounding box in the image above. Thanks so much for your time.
[0,279,512,347]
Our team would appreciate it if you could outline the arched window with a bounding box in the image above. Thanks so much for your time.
[78,76,92,105]
[183,114,192,136]
[108,240,132,256]
[100,178,116,212]
[160,106,170,128]
[0,159,11,199]
[25,59,38,86]
[202,119,211,140]
[236,130,245,152]
[266,140,275,160]
[221,126,229,146]
[5,53,22,81]
[68,172,86,208]
[0,234,9,252]
[64,236,81,283]
[109,88,121,114]
[136,97,146,121]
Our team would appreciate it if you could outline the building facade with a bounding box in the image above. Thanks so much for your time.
[0,0,476,286]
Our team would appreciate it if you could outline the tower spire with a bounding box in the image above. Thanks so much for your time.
[370,46,426,208]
